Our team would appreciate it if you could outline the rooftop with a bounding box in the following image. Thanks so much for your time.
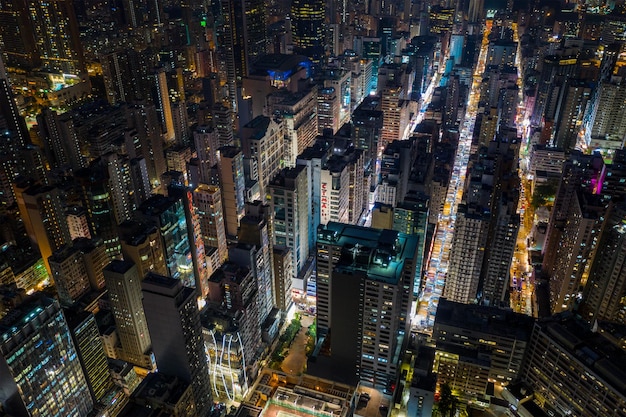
[137,194,178,217]
[104,259,135,275]
[243,116,272,140]
[250,54,311,75]
[434,298,534,341]
[247,370,355,417]
[269,165,307,189]
[142,273,186,299]
[0,293,55,341]
[132,372,189,405]
[538,314,626,395]
[209,262,251,284]
[218,145,242,158]
[298,141,331,162]
[119,220,159,246]
[318,222,418,285]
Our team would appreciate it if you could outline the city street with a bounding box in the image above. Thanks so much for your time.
[412,24,492,332]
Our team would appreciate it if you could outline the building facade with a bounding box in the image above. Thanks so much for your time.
[0,294,94,416]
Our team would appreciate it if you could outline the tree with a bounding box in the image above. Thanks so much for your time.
[437,383,459,417]
[530,179,558,209]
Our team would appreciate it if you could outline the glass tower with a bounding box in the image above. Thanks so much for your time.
[290,0,325,63]
[0,294,93,417]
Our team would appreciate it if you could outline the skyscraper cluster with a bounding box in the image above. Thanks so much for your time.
[1,0,626,416]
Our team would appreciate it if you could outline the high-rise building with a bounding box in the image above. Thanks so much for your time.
[315,222,418,388]
[467,0,484,23]
[380,84,409,151]
[342,55,373,111]
[266,87,318,167]
[169,184,211,297]
[142,274,213,417]
[444,204,490,304]
[268,165,310,281]
[542,152,605,276]
[0,56,29,151]
[211,104,235,148]
[193,126,219,184]
[316,222,413,335]
[320,69,351,128]
[193,184,228,265]
[136,194,200,291]
[217,146,246,239]
[443,74,460,129]
[371,202,394,229]
[25,0,85,74]
[75,238,109,290]
[100,49,152,105]
[125,103,167,187]
[200,306,251,400]
[129,157,151,206]
[75,164,122,258]
[0,247,50,293]
[357,37,382,93]
[103,152,135,225]
[207,262,262,366]
[150,68,175,143]
[428,6,454,35]
[546,191,605,313]
[290,0,325,63]
[121,372,196,416]
[486,39,517,68]
[433,299,533,400]
[0,1,37,69]
[104,260,155,369]
[480,199,519,307]
[552,79,592,151]
[320,156,350,225]
[272,246,293,312]
[165,145,192,182]
[317,87,341,134]
[0,294,94,416]
[119,220,168,279]
[66,205,92,241]
[49,245,93,307]
[241,116,285,198]
[15,183,72,274]
[352,97,383,169]
[297,143,327,250]
[584,79,626,149]
[219,0,267,81]
[394,197,430,296]
[579,202,626,325]
[219,0,268,114]
[65,310,113,403]
[241,54,313,119]
[171,101,190,146]
[445,140,519,306]
[121,0,163,27]
[478,107,499,146]
[343,148,366,225]
[235,202,275,325]
[522,314,626,417]
[377,139,417,207]
[531,52,578,127]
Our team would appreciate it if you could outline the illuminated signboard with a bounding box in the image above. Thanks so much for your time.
[320,171,330,224]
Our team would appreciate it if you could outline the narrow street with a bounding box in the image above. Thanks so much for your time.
[413,23,492,332]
